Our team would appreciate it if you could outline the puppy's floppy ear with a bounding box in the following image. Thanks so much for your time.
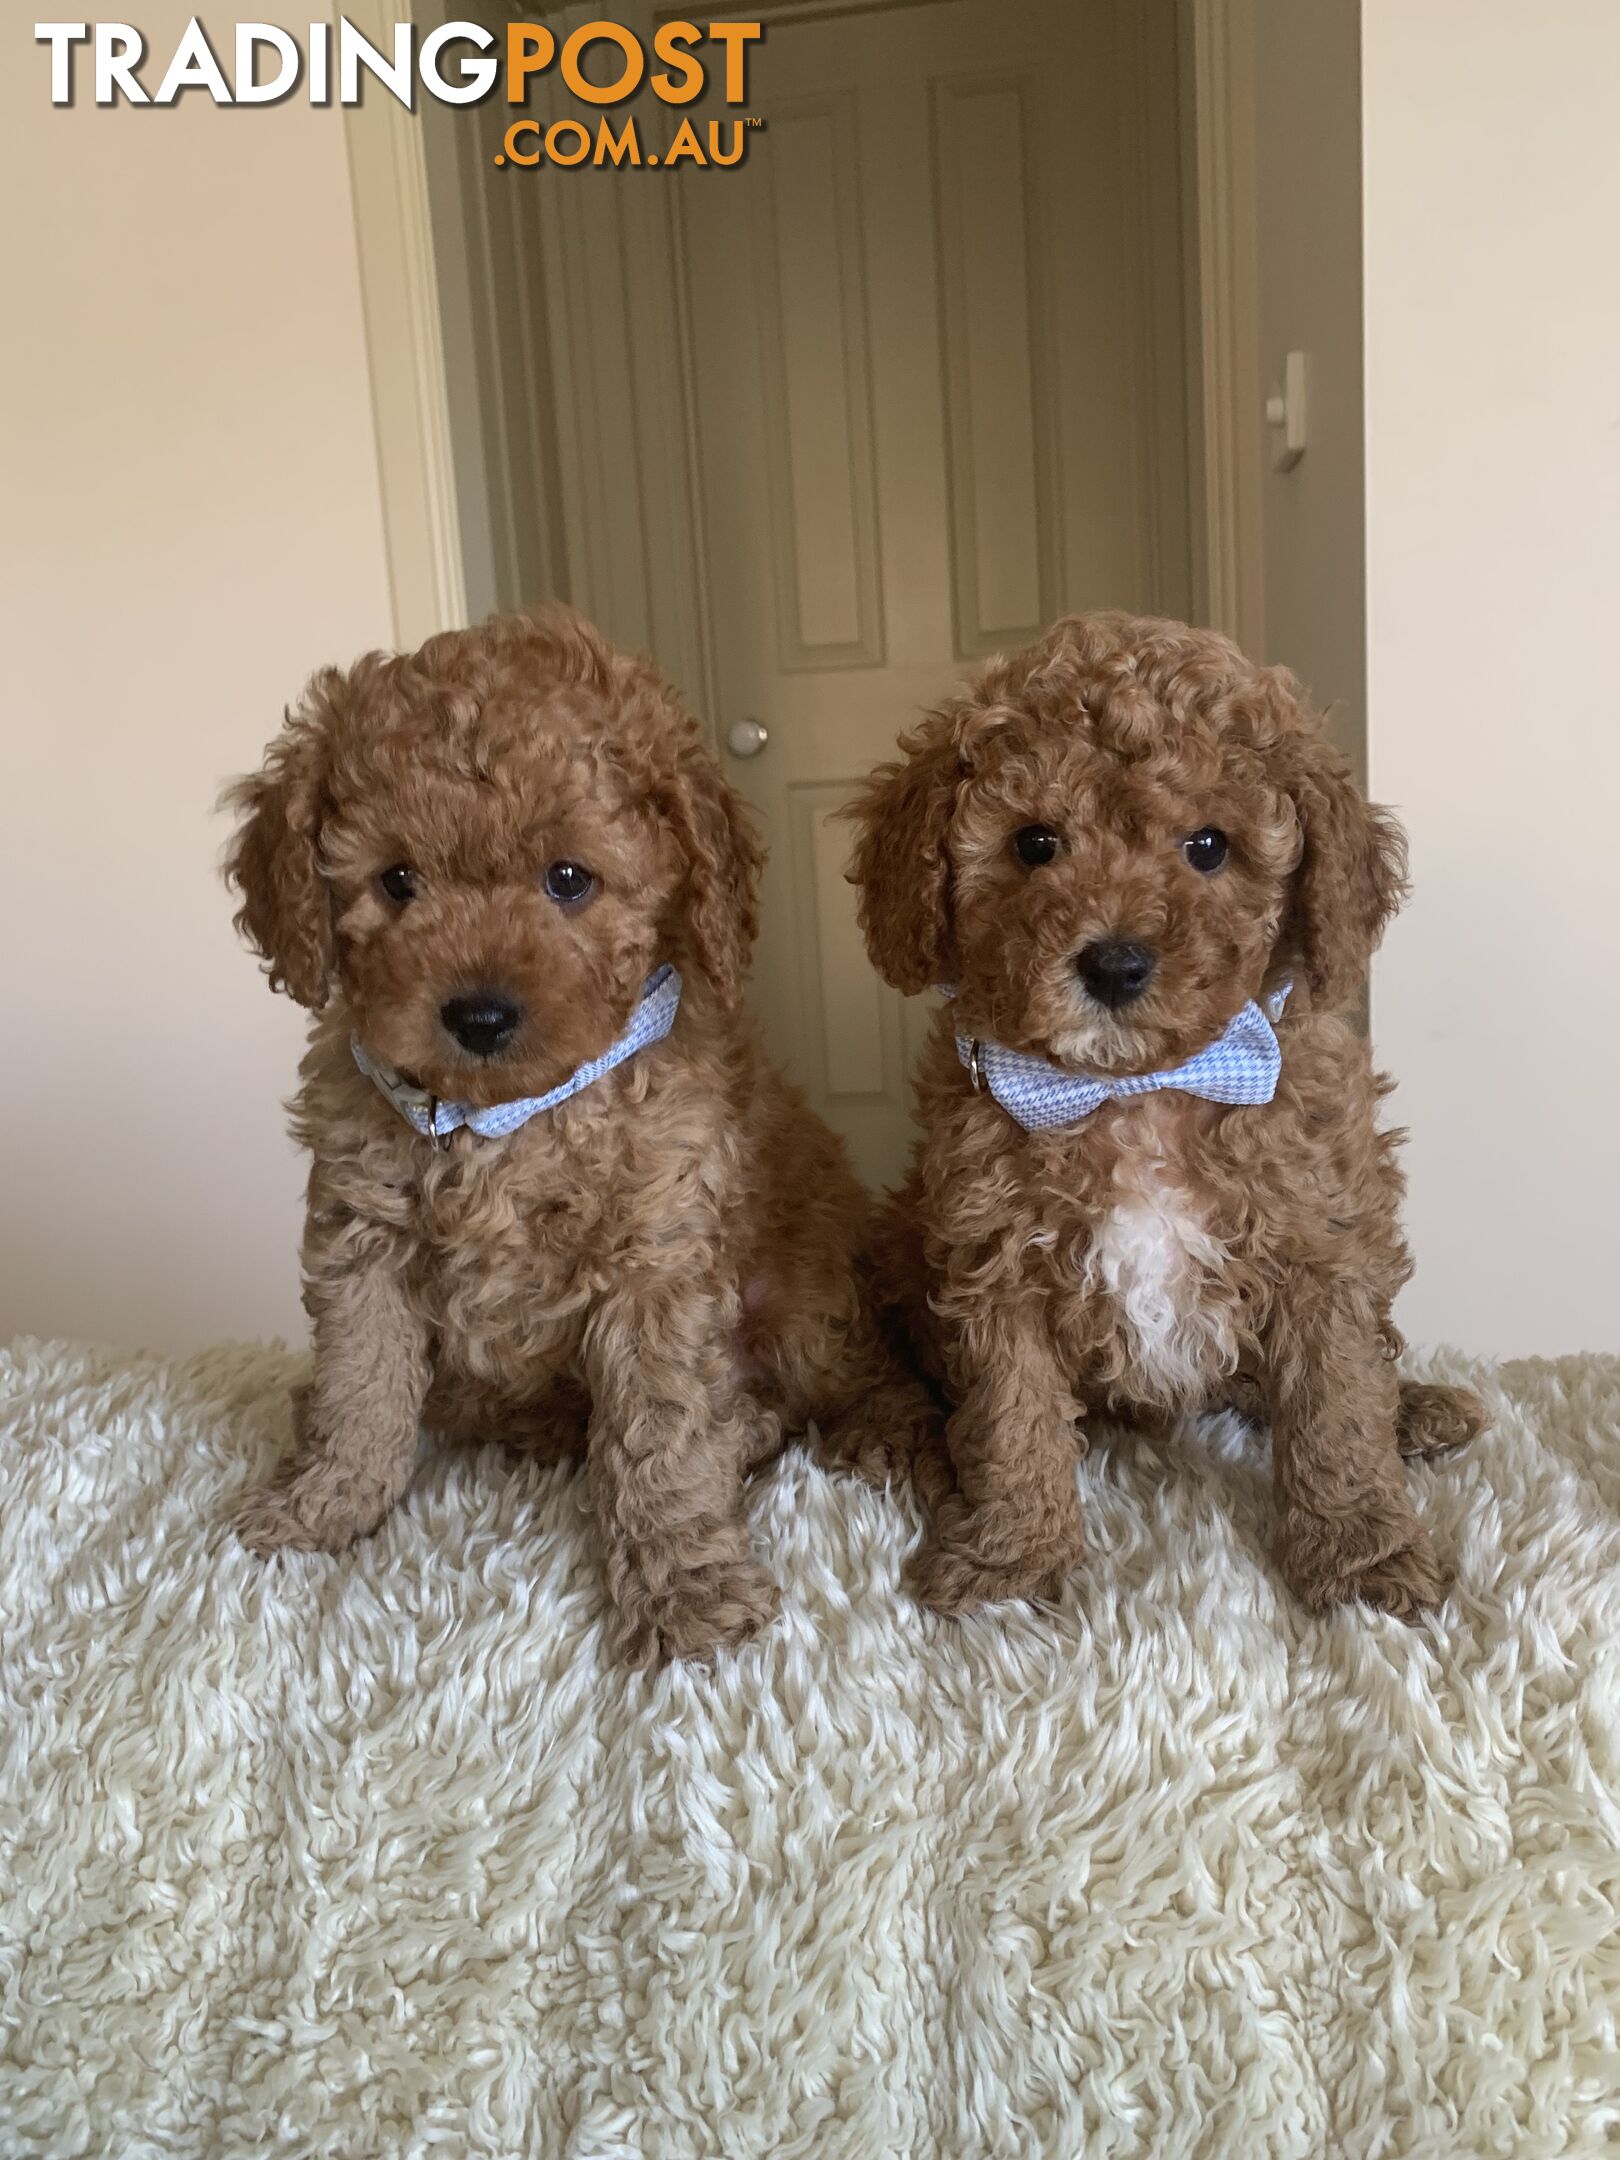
[222,674,340,1011]
[1273,706,1409,1009]
[844,707,961,994]
[659,734,764,1008]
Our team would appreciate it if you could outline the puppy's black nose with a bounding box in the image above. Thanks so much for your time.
[440,992,522,1056]
[1075,938,1157,1009]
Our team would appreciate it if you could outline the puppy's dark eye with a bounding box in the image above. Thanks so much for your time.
[543,860,594,905]
[1014,824,1062,867]
[1182,827,1229,874]
[379,864,417,904]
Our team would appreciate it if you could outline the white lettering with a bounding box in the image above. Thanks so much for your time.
[338,18,413,109]
[34,22,89,105]
[419,20,496,106]
[95,21,147,105]
[234,23,300,105]
[153,16,232,104]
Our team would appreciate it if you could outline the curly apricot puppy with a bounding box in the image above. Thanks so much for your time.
[226,603,931,1664]
[847,612,1484,1623]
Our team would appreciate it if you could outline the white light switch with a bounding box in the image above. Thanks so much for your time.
[1264,350,1308,471]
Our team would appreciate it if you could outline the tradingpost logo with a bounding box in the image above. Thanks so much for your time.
[34,18,767,169]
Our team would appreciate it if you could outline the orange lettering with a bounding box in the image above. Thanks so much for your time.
[504,23,554,103]
[707,21,761,104]
[651,20,703,105]
[559,21,643,105]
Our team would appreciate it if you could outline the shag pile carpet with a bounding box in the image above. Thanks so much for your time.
[2,1337,1618,2158]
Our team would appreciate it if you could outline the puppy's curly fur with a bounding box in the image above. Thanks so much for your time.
[226,603,934,1665]
[847,612,1485,1622]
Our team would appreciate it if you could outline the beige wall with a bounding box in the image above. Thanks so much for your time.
[1250,0,1367,773]
[0,14,393,1352]
[1363,0,1620,1353]
[7,7,1614,1363]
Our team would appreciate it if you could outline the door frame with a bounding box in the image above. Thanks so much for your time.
[341,0,468,648]
[1187,0,1265,659]
[344,0,1264,659]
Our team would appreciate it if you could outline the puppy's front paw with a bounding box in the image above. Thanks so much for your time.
[905,1499,1085,1617]
[233,1482,313,1556]
[613,1556,781,1667]
[1277,1507,1450,1622]
[1351,1530,1451,1620]
[231,1467,395,1557]
[1397,1380,1488,1460]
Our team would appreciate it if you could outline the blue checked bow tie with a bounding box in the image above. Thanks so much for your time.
[353,964,682,1145]
[952,980,1291,1133]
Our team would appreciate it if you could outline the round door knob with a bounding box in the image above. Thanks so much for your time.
[726,718,769,759]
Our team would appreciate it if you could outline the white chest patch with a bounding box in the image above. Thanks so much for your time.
[1079,1156,1238,1408]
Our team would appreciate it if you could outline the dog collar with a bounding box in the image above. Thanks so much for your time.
[352,964,682,1146]
[950,980,1291,1134]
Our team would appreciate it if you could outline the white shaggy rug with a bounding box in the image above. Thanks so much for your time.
[3,1341,1619,2159]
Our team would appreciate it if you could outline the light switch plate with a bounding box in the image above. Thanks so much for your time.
[1265,350,1308,471]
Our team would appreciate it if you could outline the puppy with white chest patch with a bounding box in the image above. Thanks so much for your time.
[847,611,1484,1622]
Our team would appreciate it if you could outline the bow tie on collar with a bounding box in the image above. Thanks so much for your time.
[951,980,1291,1134]
[353,964,682,1145]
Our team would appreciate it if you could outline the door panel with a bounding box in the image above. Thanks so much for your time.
[933,71,1059,652]
[755,96,886,672]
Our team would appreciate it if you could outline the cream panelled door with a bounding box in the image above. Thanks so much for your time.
[495,0,1191,1189]
[674,0,1190,1188]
